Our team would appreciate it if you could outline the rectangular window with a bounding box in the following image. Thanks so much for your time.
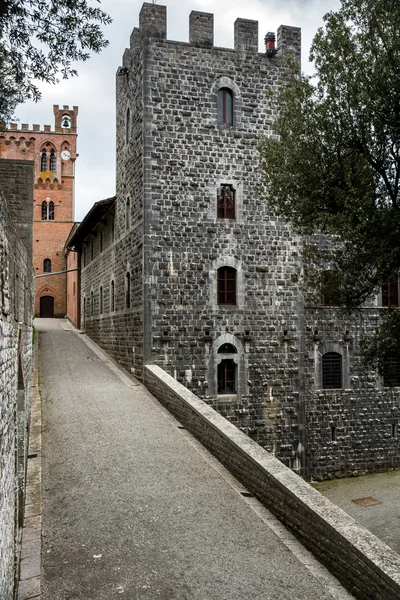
[217,267,236,305]
[217,184,235,219]
[382,278,398,306]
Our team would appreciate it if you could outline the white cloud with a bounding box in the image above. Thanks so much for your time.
[14,0,340,221]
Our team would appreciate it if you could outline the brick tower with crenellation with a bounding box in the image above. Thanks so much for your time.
[0,105,78,317]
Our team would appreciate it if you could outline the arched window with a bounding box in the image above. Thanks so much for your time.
[48,201,54,220]
[62,115,71,128]
[43,258,51,273]
[217,88,233,126]
[111,280,115,312]
[99,286,103,314]
[41,201,48,220]
[41,151,47,171]
[126,272,131,309]
[126,197,131,231]
[218,360,236,394]
[383,356,400,387]
[217,266,237,305]
[49,150,56,172]
[218,343,237,353]
[217,184,235,219]
[125,107,130,144]
[90,290,94,317]
[322,352,342,389]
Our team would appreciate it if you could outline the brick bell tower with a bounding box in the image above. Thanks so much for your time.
[0,105,78,317]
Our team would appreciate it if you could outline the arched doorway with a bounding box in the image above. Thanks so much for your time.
[40,296,54,318]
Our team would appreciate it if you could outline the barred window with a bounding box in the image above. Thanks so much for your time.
[383,356,400,387]
[218,359,236,394]
[322,352,342,389]
[217,88,233,126]
[217,184,235,219]
[217,267,236,305]
[382,278,398,307]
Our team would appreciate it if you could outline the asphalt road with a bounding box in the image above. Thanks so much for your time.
[38,318,353,600]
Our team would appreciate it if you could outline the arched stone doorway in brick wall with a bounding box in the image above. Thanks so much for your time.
[40,296,54,318]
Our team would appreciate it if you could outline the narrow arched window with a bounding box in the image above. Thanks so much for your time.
[41,201,48,220]
[218,360,236,394]
[99,286,103,314]
[126,107,130,144]
[217,184,235,219]
[90,290,94,317]
[49,150,56,172]
[217,88,233,126]
[111,280,115,312]
[126,197,131,231]
[41,151,47,171]
[43,258,51,273]
[322,352,342,389]
[126,272,131,309]
[217,267,237,305]
[48,201,54,220]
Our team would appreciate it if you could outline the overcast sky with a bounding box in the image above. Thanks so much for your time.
[14,0,340,221]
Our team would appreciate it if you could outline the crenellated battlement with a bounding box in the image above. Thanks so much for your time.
[127,3,300,58]
[0,105,78,135]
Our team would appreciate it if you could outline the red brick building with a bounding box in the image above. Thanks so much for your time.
[0,105,78,317]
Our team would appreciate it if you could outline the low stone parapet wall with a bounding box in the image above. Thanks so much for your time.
[145,364,400,600]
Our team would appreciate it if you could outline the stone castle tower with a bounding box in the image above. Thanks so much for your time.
[0,105,78,317]
[71,3,400,479]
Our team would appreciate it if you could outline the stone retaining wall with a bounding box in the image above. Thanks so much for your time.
[145,364,400,600]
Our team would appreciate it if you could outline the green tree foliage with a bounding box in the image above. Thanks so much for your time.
[0,0,111,122]
[259,0,400,370]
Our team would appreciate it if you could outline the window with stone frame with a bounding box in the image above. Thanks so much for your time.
[322,352,342,389]
[99,286,103,314]
[90,290,94,316]
[43,258,51,273]
[218,359,237,394]
[41,200,54,221]
[217,266,236,305]
[217,88,233,126]
[217,184,235,219]
[382,277,399,306]
[383,356,400,387]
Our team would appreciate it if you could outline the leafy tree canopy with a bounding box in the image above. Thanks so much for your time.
[259,0,400,370]
[0,0,111,122]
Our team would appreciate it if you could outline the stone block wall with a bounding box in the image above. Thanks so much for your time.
[145,364,400,600]
[0,160,34,600]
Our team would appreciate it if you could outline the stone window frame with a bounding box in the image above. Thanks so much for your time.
[211,77,242,128]
[217,266,237,306]
[207,179,243,223]
[210,256,244,310]
[314,342,350,391]
[207,334,248,401]
[41,198,54,221]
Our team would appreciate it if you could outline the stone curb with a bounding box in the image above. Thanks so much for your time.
[18,333,41,600]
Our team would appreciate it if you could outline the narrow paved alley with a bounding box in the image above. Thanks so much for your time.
[38,319,352,600]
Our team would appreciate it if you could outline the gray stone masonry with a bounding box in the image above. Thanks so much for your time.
[78,2,400,480]
[0,160,34,600]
